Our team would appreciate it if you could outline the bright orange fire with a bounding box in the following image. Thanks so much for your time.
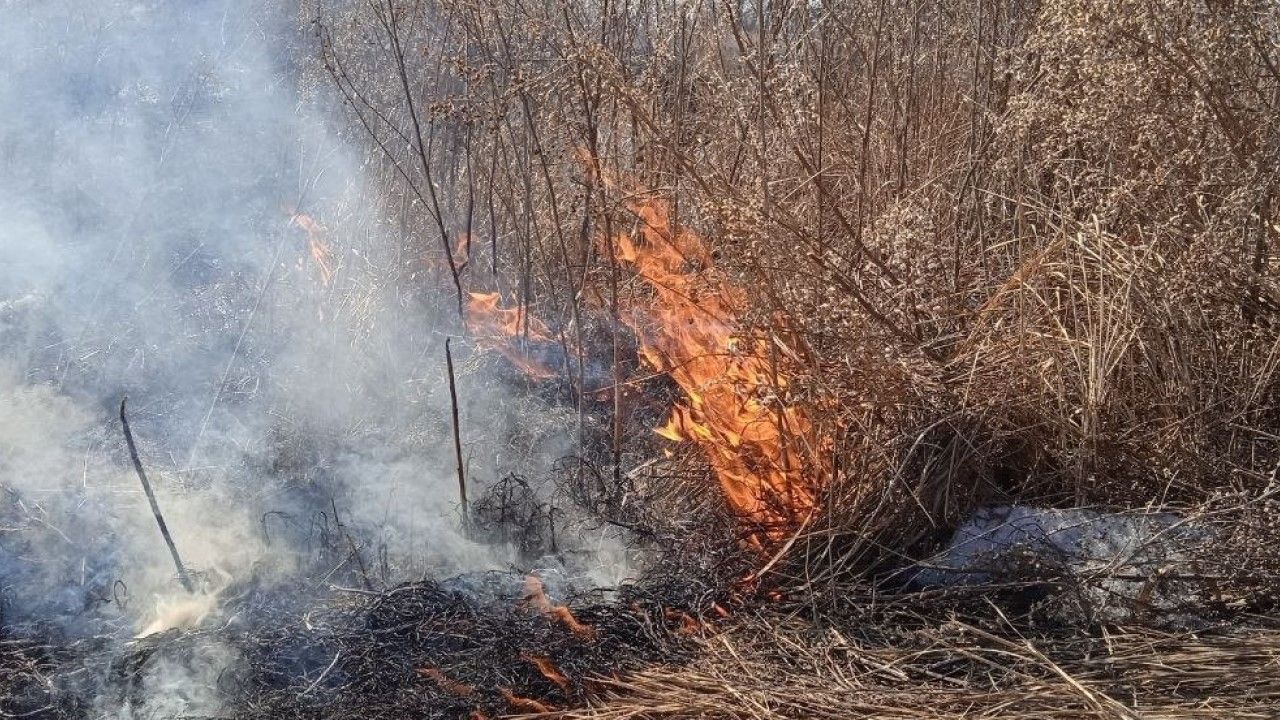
[465,292,557,379]
[522,575,596,640]
[521,653,571,690]
[289,212,335,286]
[612,198,819,531]
[458,185,821,534]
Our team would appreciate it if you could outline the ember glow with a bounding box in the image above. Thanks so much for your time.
[465,292,558,379]
[500,687,555,713]
[417,667,477,698]
[290,212,336,286]
[523,575,597,640]
[522,653,571,690]
[613,198,821,532]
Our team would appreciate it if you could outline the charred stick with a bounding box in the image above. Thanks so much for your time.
[346,534,373,591]
[446,338,469,531]
[331,500,373,592]
[607,208,623,507]
[486,135,498,275]
[119,397,194,593]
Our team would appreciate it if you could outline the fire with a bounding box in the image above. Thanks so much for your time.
[521,653,571,690]
[465,292,557,379]
[289,212,335,285]
[663,608,702,636]
[501,688,555,713]
[457,183,822,534]
[612,197,820,531]
[522,575,596,640]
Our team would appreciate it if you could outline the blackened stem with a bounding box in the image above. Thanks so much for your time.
[445,339,469,533]
[120,397,194,593]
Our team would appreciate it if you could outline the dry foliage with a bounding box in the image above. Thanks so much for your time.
[540,610,1280,719]
[312,0,1280,582]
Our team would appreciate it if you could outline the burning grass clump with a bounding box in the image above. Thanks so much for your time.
[2,572,711,720]
[220,576,706,719]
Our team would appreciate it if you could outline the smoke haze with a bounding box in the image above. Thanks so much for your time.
[0,5,618,713]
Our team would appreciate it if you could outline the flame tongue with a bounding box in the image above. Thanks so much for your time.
[466,292,551,340]
[614,199,818,531]
[522,575,596,640]
[290,212,335,286]
[465,292,557,378]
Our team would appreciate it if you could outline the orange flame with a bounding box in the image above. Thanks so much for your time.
[465,292,557,379]
[290,212,335,286]
[612,197,820,531]
[500,688,556,714]
[458,168,822,535]
[664,608,703,636]
[522,575,596,640]
[521,653,571,690]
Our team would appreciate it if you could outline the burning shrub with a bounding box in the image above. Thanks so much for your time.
[317,0,1280,592]
[8,0,1279,716]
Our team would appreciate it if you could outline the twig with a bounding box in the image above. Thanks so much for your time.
[331,499,372,591]
[119,397,194,593]
[446,338,469,531]
[298,649,341,697]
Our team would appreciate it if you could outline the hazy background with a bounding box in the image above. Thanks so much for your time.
[0,0,610,661]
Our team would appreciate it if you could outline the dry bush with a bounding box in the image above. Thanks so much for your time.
[961,0,1280,504]
[311,0,1280,583]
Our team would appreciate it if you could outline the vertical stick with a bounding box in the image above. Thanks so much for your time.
[119,397,194,593]
[608,205,624,506]
[445,338,469,531]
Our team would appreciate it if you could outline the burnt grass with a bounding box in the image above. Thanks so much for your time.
[2,572,709,719]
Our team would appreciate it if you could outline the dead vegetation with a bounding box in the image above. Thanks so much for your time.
[313,0,1280,582]
[8,0,1275,717]
[292,0,1280,715]
[549,609,1280,719]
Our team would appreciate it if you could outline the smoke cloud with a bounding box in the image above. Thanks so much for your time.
[0,2,624,712]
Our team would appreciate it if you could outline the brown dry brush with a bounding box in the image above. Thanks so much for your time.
[541,609,1280,719]
[307,0,1280,713]
[313,0,1280,580]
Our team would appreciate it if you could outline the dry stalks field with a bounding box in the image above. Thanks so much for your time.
[2,0,1279,717]
[298,0,1280,715]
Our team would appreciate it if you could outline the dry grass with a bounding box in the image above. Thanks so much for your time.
[311,0,1280,618]
[294,2,1280,715]
[539,609,1280,719]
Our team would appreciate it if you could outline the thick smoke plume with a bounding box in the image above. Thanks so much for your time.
[0,1,623,713]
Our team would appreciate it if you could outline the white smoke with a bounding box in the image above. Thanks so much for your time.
[0,1,623,713]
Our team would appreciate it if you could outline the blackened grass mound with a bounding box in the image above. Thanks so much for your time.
[2,573,705,720]
[236,577,701,719]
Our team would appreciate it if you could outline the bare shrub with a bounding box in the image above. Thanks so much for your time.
[312,0,1280,584]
